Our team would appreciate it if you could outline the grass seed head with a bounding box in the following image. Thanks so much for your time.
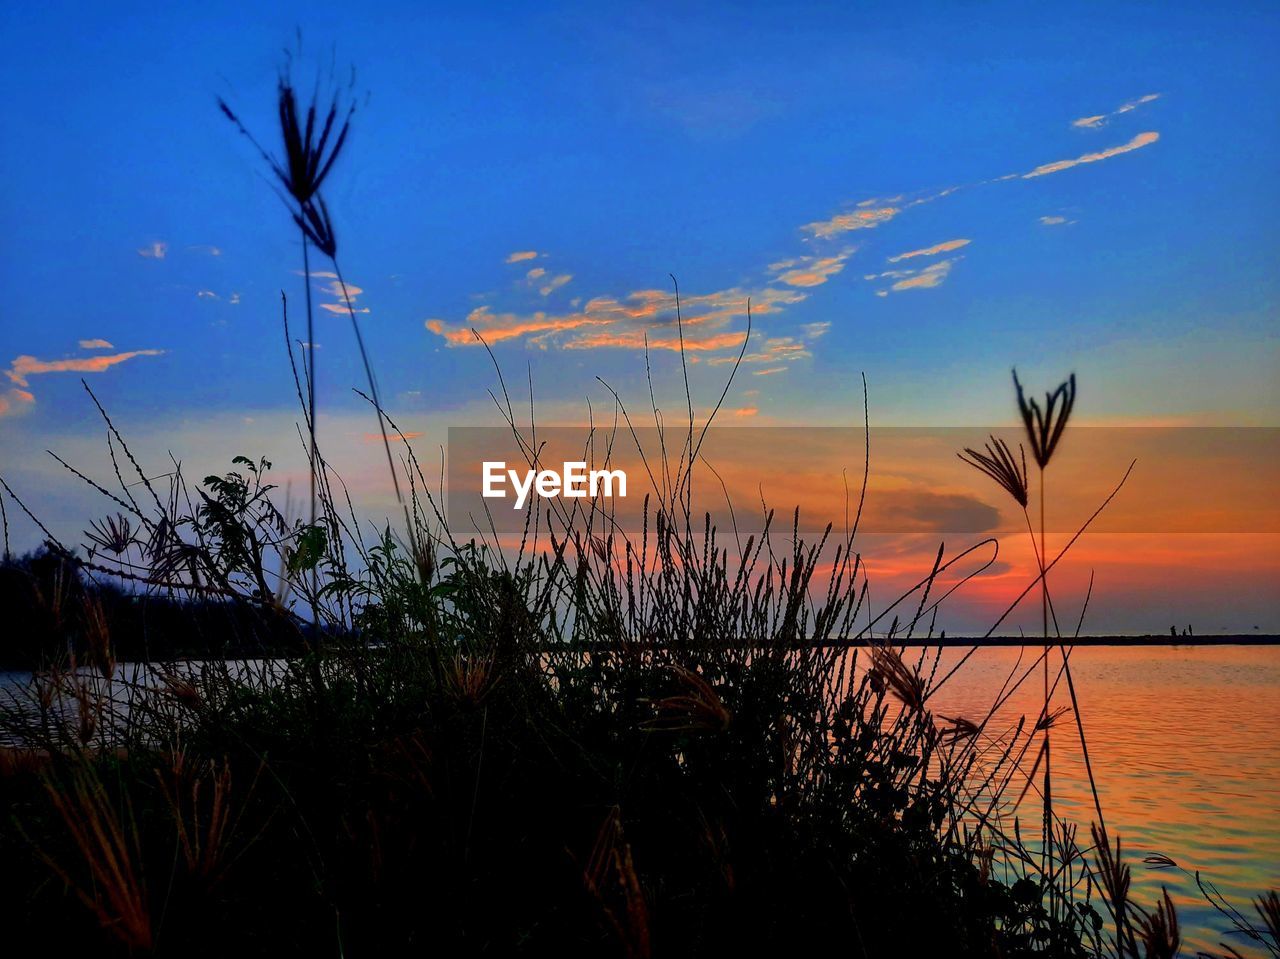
[1013,368,1077,468]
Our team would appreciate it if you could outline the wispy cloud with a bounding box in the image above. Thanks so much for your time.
[1039,215,1076,226]
[732,406,758,417]
[316,277,369,314]
[539,273,573,297]
[565,328,748,353]
[187,244,222,256]
[865,258,960,295]
[708,334,811,367]
[887,238,970,262]
[768,248,855,287]
[891,258,956,291]
[428,285,806,358]
[137,241,167,259]
[364,430,423,443]
[78,339,114,350]
[1072,93,1159,129]
[197,289,219,300]
[423,99,1162,375]
[0,388,35,418]
[428,305,605,346]
[1023,131,1159,179]
[6,348,165,388]
[802,205,899,239]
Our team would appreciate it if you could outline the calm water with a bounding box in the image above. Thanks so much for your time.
[3,645,1276,952]
[927,644,1280,955]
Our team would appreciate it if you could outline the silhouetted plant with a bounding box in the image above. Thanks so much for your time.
[1014,369,1077,469]
[959,435,1029,508]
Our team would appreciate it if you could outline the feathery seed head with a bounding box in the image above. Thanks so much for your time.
[1013,369,1077,469]
[958,436,1029,507]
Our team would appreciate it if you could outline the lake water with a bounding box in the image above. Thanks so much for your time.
[927,643,1280,955]
[3,644,1276,953]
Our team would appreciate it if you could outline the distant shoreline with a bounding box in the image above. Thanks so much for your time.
[848,634,1279,647]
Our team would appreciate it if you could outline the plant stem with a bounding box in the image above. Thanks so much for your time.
[1040,467,1054,918]
[301,230,320,644]
[331,260,406,520]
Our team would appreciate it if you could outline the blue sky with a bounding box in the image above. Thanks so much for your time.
[2,1,1277,425]
[0,2,1277,628]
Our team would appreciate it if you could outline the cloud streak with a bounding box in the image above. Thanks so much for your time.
[768,248,855,287]
[539,273,573,297]
[887,238,970,262]
[866,258,960,294]
[1072,93,1159,129]
[424,99,1163,369]
[1023,131,1159,179]
[427,285,807,360]
[316,276,369,315]
[891,258,956,291]
[802,205,899,238]
[6,349,165,388]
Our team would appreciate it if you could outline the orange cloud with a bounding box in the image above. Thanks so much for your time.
[6,349,165,387]
[888,238,970,262]
[802,205,899,238]
[506,250,538,263]
[1023,131,1160,178]
[364,431,423,443]
[78,339,114,350]
[429,305,611,346]
[427,286,804,356]
[769,248,855,287]
[564,328,747,353]
[733,406,758,417]
[891,258,956,291]
[0,388,35,418]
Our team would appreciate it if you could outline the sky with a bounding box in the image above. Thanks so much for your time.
[0,1,1277,632]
